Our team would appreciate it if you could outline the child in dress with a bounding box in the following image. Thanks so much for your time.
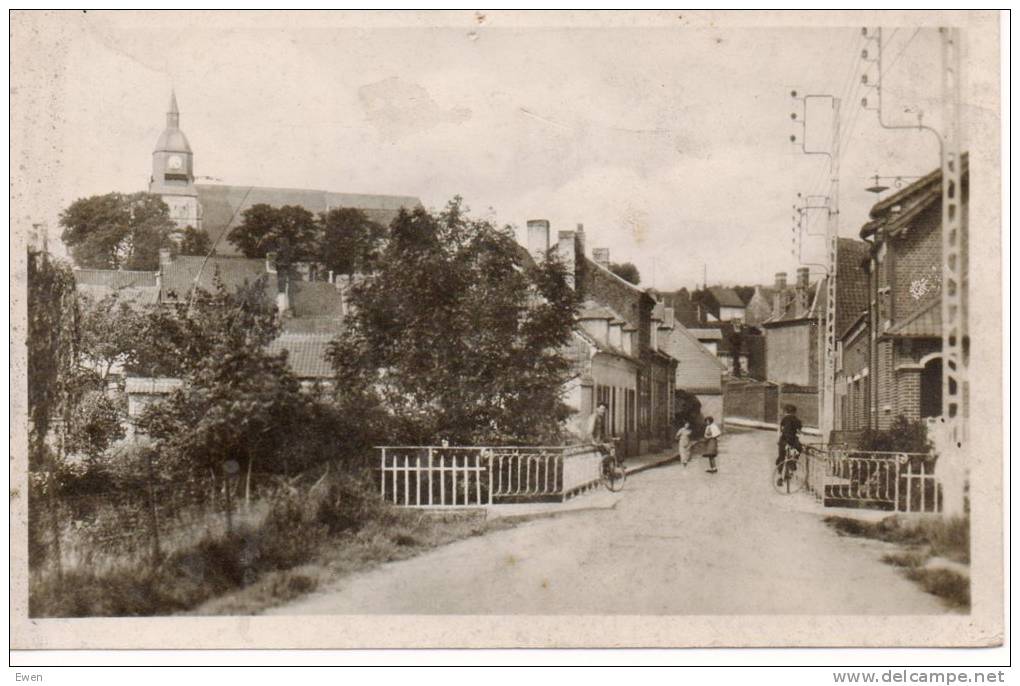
[676,421,694,467]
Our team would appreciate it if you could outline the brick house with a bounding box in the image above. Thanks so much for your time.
[836,158,968,431]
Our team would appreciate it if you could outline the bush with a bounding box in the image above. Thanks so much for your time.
[860,415,933,453]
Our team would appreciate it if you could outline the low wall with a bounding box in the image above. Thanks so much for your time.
[723,380,818,428]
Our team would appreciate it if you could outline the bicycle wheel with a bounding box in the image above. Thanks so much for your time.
[603,461,627,492]
[771,460,805,494]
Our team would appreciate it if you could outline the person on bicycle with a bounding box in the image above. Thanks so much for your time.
[587,402,609,450]
[777,404,803,473]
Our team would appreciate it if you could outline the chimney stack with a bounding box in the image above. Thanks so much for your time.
[593,247,610,268]
[527,219,550,263]
[796,267,810,288]
[557,230,576,289]
[575,223,586,258]
[159,248,172,267]
[774,271,787,289]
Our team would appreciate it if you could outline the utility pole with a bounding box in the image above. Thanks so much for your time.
[861,26,968,516]
[938,27,967,518]
[789,90,840,441]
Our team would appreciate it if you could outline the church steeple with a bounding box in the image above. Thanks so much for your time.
[167,89,180,128]
[150,89,200,231]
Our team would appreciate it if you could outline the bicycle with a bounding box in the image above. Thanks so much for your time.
[772,443,806,495]
[600,439,626,492]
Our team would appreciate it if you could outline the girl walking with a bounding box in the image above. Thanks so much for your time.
[701,416,721,473]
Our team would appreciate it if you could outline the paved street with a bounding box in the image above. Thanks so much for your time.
[269,427,949,615]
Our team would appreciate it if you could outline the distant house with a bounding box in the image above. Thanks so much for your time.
[658,317,728,426]
[745,283,779,327]
[705,286,747,322]
[73,268,160,308]
[762,271,822,389]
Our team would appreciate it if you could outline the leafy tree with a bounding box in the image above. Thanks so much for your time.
[609,261,641,285]
[723,323,745,377]
[134,274,323,490]
[125,271,280,379]
[27,251,79,468]
[227,204,318,264]
[65,389,125,459]
[59,192,176,270]
[734,285,756,305]
[318,207,386,276]
[328,198,578,446]
[78,294,146,382]
[178,226,212,256]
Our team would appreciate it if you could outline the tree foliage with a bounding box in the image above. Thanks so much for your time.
[861,415,933,454]
[59,192,176,270]
[226,204,319,264]
[27,251,80,466]
[328,198,578,446]
[609,261,641,285]
[134,276,314,477]
[318,207,386,276]
[178,226,212,256]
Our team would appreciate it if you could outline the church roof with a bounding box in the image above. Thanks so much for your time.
[196,184,422,255]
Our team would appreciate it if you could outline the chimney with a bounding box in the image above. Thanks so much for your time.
[159,248,172,267]
[557,230,576,289]
[774,271,787,289]
[265,251,278,275]
[593,247,610,268]
[527,219,550,262]
[796,267,810,288]
[277,275,290,316]
[575,223,586,258]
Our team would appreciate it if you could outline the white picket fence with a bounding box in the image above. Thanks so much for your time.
[801,446,942,513]
[377,445,604,507]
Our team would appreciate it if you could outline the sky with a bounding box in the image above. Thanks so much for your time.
[12,11,995,290]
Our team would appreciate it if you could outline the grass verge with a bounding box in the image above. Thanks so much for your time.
[825,514,970,611]
[29,470,513,617]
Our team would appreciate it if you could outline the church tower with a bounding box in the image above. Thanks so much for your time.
[149,90,201,231]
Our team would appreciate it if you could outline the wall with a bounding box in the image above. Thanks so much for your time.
[764,321,816,387]
[892,203,942,323]
[719,306,745,321]
[723,380,778,424]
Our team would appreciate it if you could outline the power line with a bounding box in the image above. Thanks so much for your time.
[882,27,921,77]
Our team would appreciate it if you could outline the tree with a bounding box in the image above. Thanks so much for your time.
[318,207,386,276]
[227,204,318,264]
[135,275,305,482]
[27,251,79,468]
[328,198,578,446]
[59,192,176,270]
[78,294,146,382]
[126,271,280,379]
[178,226,212,256]
[609,261,641,285]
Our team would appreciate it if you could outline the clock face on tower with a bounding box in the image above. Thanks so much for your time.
[167,155,183,171]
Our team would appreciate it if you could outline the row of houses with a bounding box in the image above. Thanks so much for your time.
[713,155,967,438]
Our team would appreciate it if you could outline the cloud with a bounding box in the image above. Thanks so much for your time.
[358,77,471,141]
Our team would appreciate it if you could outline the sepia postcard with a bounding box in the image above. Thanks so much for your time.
[9,9,1004,651]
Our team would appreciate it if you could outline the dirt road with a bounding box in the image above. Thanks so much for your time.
[269,428,949,615]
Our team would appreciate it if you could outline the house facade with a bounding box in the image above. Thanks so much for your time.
[529,222,677,455]
[657,314,727,425]
[834,159,967,432]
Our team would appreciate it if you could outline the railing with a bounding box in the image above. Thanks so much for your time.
[378,445,604,507]
[800,447,942,513]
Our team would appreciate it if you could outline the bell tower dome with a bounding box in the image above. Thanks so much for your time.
[149,90,201,231]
